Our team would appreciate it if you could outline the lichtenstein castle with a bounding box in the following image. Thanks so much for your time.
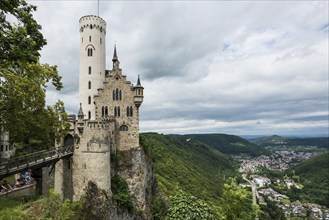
[55,15,153,219]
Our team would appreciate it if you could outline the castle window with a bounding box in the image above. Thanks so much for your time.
[118,106,120,116]
[6,145,8,151]
[88,96,91,104]
[88,66,91,75]
[126,106,133,117]
[105,106,108,116]
[102,106,104,117]
[0,145,3,151]
[115,88,119,100]
[130,106,133,117]
[119,90,122,100]
[88,81,91,89]
[88,111,91,119]
[87,48,93,56]
[112,90,115,100]
[89,36,91,42]
[119,125,128,131]
[114,107,117,116]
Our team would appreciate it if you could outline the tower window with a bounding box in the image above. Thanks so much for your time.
[118,106,120,116]
[88,66,91,75]
[119,90,122,100]
[88,111,91,119]
[112,90,115,100]
[88,96,91,104]
[89,36,91,42]
[115,88,119,100]
[127,106,133,117]
[102,106,104,117]
[88,81,91,89]
[87,48,93,56]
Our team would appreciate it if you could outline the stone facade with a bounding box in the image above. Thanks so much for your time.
[55,15,150,218]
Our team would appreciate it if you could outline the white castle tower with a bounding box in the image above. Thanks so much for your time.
[79,15,106,120]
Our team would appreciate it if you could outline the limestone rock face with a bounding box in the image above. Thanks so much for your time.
[114,147,154,219]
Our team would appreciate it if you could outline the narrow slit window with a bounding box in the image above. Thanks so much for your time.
[88,81,91,89]
[88,96,91,104]
[88,66,91,75]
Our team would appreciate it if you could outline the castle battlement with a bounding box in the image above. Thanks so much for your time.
[79,15,106,33]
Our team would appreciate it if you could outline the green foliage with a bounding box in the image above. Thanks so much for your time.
[0,0,66,150]
[0,197,29,219]
[151,196,167,220]
[111,174,133,211]
[166,189,219,220]
[218,178,256,220]
[0,189,82,220]
[187,133,266,156]
[253,135,329,149]
[285,153,329,207]
[140,133,234,205]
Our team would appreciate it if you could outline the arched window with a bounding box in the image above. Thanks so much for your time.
[112,90,115,100]
[126,106,129,117]
[88,111,91,119]
[119,125,128,131]
[114,107,117,116]
[0,145,3,151]
[118,106,120,116]
[88,96,91,104]
[105,106,108,116]
[102,106,104,117]
[119,90,122,100]
[88,66,91,75]
[88,81,91,89]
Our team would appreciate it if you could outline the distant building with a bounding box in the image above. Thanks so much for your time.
[0,122,16,159]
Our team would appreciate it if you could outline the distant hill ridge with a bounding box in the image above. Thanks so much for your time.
[183,133,266,156]
[252,135,329,148]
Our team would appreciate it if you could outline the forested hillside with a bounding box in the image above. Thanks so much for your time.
[285,152,329,207]
[140,133,235,203]
[185,133,266,156]
[253,135,329,149]
[140,133,256,219]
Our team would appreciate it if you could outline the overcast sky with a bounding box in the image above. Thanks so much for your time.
[28,0,328,136]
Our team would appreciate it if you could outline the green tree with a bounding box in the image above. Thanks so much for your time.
[0,0,65,148]
[218,178,257,220]
[166,189,219,220]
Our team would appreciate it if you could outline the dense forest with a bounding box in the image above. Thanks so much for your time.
[285,152,329,207]
[184,133,266,156]
[252,135,329,149]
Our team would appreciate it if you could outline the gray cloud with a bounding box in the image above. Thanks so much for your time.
[27,1,328,136]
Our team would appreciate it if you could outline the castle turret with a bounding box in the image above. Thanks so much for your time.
[79,15,106,120]
[134,75,144,108]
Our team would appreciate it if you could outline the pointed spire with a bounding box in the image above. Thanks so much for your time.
[112,44,120,69]
[137,75,141,86]
[78,103,84,116]
[112,44,118,62]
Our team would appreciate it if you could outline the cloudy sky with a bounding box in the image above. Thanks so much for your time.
[28,0,328,136]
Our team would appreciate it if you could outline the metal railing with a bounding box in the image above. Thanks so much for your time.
[0,145,73,179]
